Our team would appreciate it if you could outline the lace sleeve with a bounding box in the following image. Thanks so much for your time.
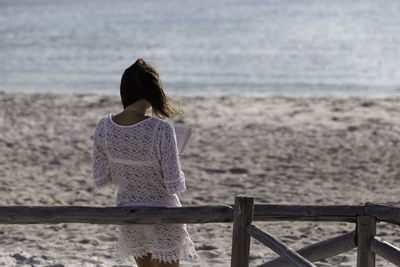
[160,122,186,195]
[92,118,112,190]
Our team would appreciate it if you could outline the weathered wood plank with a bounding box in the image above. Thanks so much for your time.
[247,224,316,267]
[0,205,233,224]
[371,236,400,266]
[365,203,400,226]
[357,216,376,267]
[1,203,392,225]
[259,231,356,267]
[253,204,364,222]
[231,196,254,267]
[0,203,399,225]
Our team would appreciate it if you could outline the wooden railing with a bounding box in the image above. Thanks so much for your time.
[231,196,400,267]
[0,196,399,266]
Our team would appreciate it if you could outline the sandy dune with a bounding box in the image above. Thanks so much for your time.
[0,92,399,266]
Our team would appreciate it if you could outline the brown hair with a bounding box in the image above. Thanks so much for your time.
[120,58,183,118]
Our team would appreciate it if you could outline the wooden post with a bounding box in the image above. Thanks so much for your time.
[231,196,254,267]
[357,215,376,267]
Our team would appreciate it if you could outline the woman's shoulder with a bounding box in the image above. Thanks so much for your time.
[150,118,176,139]
[95,114,111,127]
[151,117,173,129]
[94,114,173,131]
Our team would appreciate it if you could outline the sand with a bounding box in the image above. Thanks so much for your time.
[0,92,399,266]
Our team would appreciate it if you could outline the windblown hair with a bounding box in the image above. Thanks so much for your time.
[120,58,183,118]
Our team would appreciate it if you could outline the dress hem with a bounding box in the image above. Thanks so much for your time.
[119,244,198,264]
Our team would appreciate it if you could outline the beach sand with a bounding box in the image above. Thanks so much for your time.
[0,92,399,266]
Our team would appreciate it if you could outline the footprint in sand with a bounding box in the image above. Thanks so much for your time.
[229,168,249,174]
[196,244,218,251]
[203,168,226,174]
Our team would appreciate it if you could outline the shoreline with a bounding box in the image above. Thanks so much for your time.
[0,92,399,266]
[2,90,400,99]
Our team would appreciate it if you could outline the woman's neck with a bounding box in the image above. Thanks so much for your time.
[124,99,150,114]
[112,100,151,126]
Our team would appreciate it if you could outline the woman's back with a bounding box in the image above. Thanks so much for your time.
[92,114,185,207]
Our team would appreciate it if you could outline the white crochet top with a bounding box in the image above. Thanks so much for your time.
[92,114,186,207]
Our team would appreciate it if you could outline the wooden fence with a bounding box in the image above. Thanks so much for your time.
[231,197,400,267]
[0,196,400,266]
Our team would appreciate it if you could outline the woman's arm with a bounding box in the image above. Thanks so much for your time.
[159,121,186,195]
[92,118,112,190]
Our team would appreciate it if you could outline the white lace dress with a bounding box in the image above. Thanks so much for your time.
[92,114,198,263]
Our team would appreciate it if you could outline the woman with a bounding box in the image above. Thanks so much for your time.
[92,59,197,267]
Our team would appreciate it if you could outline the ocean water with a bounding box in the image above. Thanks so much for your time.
[1,0,400,96]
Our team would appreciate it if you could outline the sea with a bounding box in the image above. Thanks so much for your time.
[1,0,400,96]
